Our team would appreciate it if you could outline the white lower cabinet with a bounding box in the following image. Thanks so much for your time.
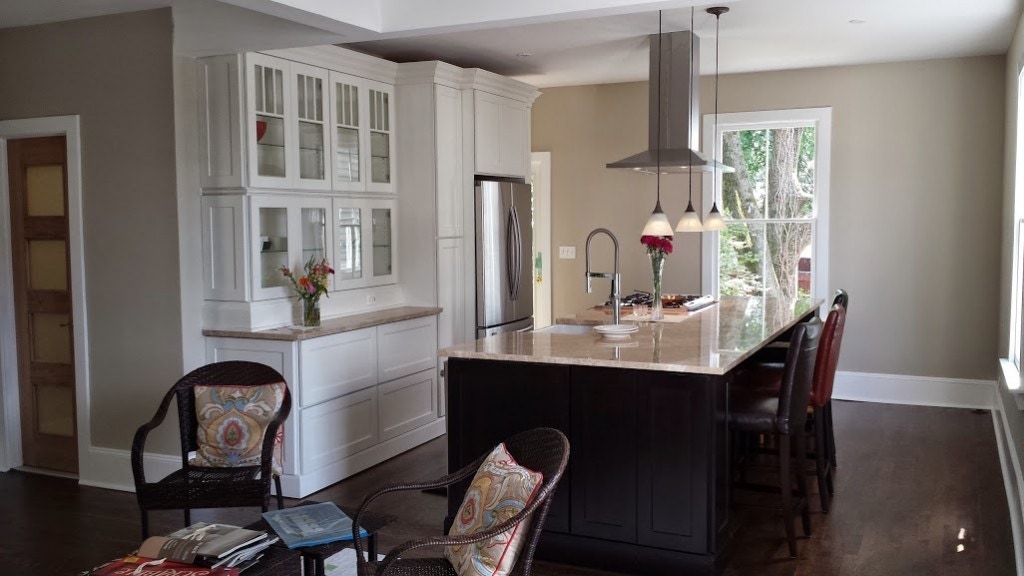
[205,314,443,497]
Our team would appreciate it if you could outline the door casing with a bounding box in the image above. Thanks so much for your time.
[0,116,89,475]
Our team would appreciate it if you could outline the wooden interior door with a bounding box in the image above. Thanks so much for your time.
[7,136,77,473]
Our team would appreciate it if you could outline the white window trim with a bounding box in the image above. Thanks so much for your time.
[701,107,832,312]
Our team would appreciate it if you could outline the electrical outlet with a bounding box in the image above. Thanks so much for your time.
[366,295,377,305]
[559,246,576,259]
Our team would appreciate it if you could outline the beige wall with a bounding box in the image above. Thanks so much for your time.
[534,55,1005,380]
[0,10,183,452]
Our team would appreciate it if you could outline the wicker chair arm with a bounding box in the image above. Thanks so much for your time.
[373,493,548,576]
[131,387,178,487]
[258,389,291,482]
[353,451,490,570]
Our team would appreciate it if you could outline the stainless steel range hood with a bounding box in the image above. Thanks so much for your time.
[607,30,733,174]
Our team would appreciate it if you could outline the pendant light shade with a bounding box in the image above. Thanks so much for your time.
[643,200,675,236]
[703,204,725,231]
[676,201,704,232]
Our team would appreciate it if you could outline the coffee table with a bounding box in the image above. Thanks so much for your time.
[245,500,396,576]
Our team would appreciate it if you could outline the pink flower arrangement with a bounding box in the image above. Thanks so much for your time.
[641,235,673,257]
[281,256,334,302]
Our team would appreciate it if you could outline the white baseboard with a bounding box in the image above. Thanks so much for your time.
[79,446,181,493]
[833,371,995,410]
[992,385,1024,576]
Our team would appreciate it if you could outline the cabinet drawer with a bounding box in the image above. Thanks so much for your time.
[299,327,377,407]
[300,386,378,472]
[379,370,436,441]
[377,317,436,382]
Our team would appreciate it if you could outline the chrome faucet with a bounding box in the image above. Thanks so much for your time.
[585,228,621,325]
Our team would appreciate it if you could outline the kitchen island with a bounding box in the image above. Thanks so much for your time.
[439,296,820,575]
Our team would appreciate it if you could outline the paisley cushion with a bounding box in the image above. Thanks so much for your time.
[191,383,286,475]
[444,443,543,576]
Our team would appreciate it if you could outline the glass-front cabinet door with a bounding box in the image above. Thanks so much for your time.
[330,72,364,192]
[369,199,397,284]
[366,80,395,193]
[332,198,397,290]
[247,54,290,189]
[291,63,330,190]
[251,196,332,301]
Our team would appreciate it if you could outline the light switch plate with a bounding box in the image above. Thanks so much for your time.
[559,246,576,259]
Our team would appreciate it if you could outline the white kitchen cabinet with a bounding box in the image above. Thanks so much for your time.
[331,198,397,291]
[204,313,442,497]
[250,195,332,301]
[473,90,529,178]
[290,62,332,190]
[436,85,464,238]
[329,73,397,194]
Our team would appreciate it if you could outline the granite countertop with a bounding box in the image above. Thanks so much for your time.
[439,297,822,375]
[203,306,442,341]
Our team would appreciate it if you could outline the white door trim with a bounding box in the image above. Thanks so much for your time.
[0,116,90,476]
[530,152,552,329]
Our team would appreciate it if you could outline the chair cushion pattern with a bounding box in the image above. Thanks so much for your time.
[445,443,544,576]
[191,383,286,474]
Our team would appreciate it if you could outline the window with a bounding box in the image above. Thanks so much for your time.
[702,108,831,314]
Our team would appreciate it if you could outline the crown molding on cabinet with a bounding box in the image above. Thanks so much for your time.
[395,61,540,104]
[262,45,400,84]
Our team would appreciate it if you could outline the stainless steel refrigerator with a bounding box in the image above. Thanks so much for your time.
[476,180,533,338]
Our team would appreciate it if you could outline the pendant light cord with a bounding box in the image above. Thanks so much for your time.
[713,9,720,200]
[656,11,662,206]
[687,7,694,206]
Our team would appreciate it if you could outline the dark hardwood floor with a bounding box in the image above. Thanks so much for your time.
[0,401,1013,575]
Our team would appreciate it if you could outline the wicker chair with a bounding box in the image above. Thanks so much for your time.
[131,361,292,538]
[352,427,570,576]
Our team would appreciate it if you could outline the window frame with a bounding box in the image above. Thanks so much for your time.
[701,107,832,312]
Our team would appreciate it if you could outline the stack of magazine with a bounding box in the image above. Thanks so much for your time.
[85,523,277,575]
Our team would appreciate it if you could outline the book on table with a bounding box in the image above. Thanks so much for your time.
[86,555,244,575]
[137,522,276,569]
[262,502,368,548]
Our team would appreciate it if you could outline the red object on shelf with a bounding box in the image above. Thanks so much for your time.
[256,120,268,142]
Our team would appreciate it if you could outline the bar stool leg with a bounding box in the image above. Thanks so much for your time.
[813,409,830,513]
[778,433,798,558]
[794,432,812,537]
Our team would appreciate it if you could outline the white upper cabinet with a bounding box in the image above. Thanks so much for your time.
[332,198,398,291]
[198,52,394,193]
[329,74,397,194]
[250,195,333,301]
[473,90,529,178]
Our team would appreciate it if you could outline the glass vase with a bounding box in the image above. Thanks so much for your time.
[650,253,665,320]
[302,298,321,328]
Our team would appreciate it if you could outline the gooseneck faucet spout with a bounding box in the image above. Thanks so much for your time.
[585,228,621,325]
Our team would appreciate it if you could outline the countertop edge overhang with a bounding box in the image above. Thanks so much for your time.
[438,297,823,375]
[202,306,442,341]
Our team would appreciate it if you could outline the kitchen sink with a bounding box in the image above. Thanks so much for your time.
[533,324,596,335]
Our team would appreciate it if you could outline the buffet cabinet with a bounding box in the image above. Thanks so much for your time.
[206,314,442,497]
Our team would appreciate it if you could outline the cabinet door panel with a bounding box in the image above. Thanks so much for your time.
[473,91,501,175]
[301,387,378,472]
[201,195,248,301]
[378,317,436,382]
[290,63,331,190]
[299,328,377,407]
[365,80,396,193]
[445,359,571,534]
[435,85,463,237]
[636,374,710,553]
[570,368,637,543]
[379,369,436,441]
[197,55,244,189]
[246,53,291,188]
[498,100,528,177]
[330,71,365,192]
[368,199,397,285]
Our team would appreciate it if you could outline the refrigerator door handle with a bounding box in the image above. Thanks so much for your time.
[506,208,516,301]
[511,206,522,301]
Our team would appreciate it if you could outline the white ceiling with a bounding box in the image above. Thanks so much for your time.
[1,0,1020,87]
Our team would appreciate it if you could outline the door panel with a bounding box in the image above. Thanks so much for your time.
[511,182,533,321]
[475,181,514,328]
[7,135,77,473]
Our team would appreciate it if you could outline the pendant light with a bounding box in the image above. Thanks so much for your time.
[642,11,674,237]
[676,7,703,233]
[702,6,729,232]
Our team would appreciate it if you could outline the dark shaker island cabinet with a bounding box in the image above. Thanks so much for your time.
[445,359,732,575]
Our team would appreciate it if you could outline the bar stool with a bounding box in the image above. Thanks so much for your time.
[729,319,822,558]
